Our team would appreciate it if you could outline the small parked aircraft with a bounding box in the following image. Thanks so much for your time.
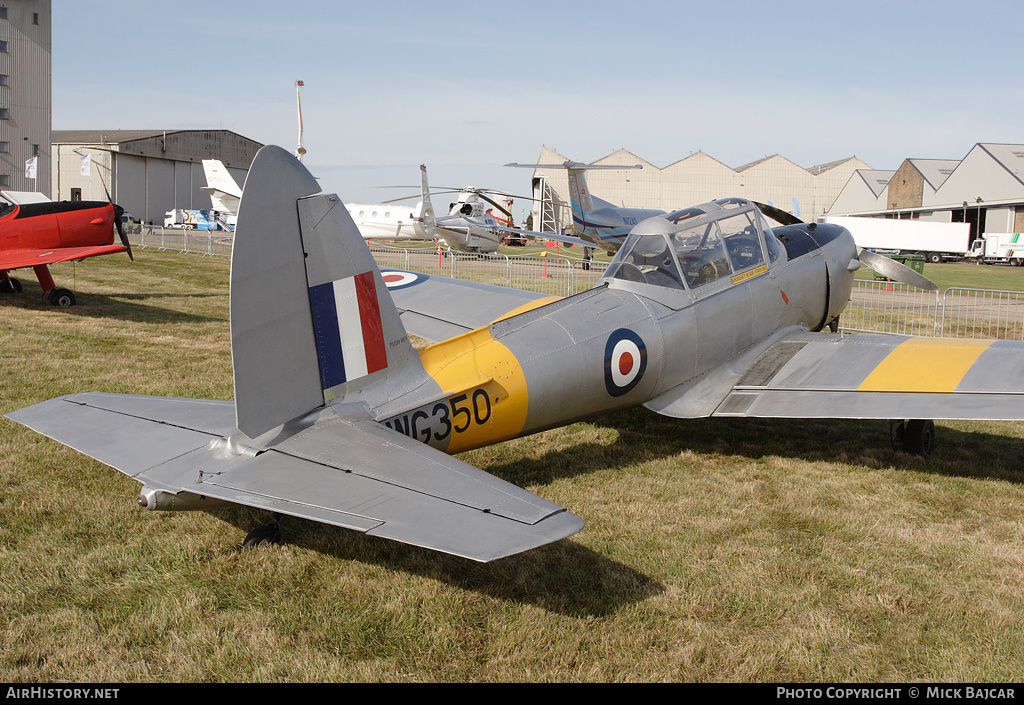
[344,164,437,244]
[507,160,665,252]
[8,146,1023,562]
[369,180,540,254]
[201,159,243,227]
[0,196,132,306]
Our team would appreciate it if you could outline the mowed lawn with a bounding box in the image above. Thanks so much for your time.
[2,249,1024,682]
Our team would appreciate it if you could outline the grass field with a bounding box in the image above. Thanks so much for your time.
[2,250,1024,683]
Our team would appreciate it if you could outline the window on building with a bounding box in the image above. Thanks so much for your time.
[0,74,8,86]
[0,108,9,120]
[0,8,7,21]
[0,175,10,187]
[0,141,9,153]
[70,188,82,201]
[0,41,8,53]
[32,12,39,25]
[32,143,39,156]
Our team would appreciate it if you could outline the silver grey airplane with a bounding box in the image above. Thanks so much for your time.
[8,146,1024,562]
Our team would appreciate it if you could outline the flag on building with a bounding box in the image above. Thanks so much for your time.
[25,156,37,179]
[80,154,91,176]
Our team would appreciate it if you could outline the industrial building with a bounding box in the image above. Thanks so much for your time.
[828,143,1024,240]
[527,146,871,235]
[51,130,262,224]
[0,0,51,193]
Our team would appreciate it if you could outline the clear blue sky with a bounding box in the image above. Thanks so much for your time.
[53,0,1024,221]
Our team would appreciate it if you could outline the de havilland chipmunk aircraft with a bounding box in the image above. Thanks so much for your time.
[8,146,1024,562]
[0,195,133,306]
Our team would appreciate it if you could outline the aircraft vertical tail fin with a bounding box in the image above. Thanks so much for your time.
[230,146,415,439]
[201,160,243,214]
[562,162,595,218]
[506,160,642,233]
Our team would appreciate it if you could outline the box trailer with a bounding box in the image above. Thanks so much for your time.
[817,216,970,263]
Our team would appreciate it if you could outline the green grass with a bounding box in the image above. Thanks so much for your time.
[2,250,1024,682]
[856,259,1024,292]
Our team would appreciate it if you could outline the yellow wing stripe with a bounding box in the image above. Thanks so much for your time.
[858,338,994,393]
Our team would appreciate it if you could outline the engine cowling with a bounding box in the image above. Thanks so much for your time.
[412,200,436,240]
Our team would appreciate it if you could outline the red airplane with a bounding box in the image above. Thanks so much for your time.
[0,198,133,306]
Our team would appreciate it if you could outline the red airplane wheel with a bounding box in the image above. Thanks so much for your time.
[48,288,77,307]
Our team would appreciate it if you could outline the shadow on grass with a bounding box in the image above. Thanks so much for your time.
[480,408,1024,487]
[210,506,663,618]
[0,286,224,324]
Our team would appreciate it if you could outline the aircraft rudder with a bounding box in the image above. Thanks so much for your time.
[297,190,415,404]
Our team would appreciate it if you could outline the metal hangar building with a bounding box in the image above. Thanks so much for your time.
[50,129,262,224]
[527,145,871,235]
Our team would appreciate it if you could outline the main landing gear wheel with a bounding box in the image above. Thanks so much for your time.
[0,277,22,293]
[48,288,76,307]
[243,515,283,550]
[890,419,936,455]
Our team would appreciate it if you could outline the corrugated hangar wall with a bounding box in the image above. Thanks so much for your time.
[51,130,262,224]
[529,146,870,234]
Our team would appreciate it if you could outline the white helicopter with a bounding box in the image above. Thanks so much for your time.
[376,176,557,254]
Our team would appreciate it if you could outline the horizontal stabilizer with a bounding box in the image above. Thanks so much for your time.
[6,394,582,562]
[6,394,232,478]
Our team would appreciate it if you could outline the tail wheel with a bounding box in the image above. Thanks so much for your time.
[0,277,22,293]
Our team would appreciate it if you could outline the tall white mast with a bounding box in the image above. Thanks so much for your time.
[295,80,306,162]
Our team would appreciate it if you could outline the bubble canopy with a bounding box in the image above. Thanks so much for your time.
[602,198,784,291]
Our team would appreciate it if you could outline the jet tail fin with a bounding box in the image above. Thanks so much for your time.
[230,146,415,438]
[201,160,243,214]
[506,160,642,225]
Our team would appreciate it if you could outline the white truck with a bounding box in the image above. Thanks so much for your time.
[816,215,971,263]
[965,233,1024,266]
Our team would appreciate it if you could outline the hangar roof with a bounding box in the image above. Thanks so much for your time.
[906,159,960,191]
[52,129,258,146]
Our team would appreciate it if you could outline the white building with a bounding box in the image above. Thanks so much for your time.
[828,144,1024,241]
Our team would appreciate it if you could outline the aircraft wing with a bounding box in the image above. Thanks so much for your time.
[0,245,128,271]
[646,331,1024,420]
[380,268,558,342]
[498,225,592,249]
[6,393,583,562]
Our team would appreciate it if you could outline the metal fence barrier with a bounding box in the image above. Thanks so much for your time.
[128,232,1022,341]
[836,280,1022,340]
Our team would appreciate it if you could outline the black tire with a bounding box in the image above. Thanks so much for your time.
[927,253,942,264]
[48,288,76,307]
[0,277,22,293]
[242,519,282,550]
[902,419,936,456]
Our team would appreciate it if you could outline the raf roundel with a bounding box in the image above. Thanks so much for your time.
[380,270,425,290]
[604,328,648,397]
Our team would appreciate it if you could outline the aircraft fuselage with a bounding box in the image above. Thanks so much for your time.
[378,219,856,454]
[0,201,117,252]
